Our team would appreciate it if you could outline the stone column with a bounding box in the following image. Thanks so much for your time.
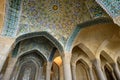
[3,58,17,80]
[112,63,120,80]
[93,59,106,80]
[0,55,7,72]
[0,37,15,71]
[60,65,64,80]
[71,63,76,80]
[88,67,95,80]
[62,53,72,80]
[0,45,13,71]
[46,62,52,80]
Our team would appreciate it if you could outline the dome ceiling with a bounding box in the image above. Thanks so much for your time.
[2,0,109,45]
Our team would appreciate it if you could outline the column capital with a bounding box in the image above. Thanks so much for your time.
[92,59,101,67]
[62,52,72,58]
[71,63,76,67]
[46,61,52,69]
[62,53,72,64]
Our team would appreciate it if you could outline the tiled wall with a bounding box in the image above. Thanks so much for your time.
[12,37,54,59]
[96,0,120,18]
[2,0,109,45]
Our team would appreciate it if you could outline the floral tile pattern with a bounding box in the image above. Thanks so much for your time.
[96,0,120,17]
[2,0,108,45]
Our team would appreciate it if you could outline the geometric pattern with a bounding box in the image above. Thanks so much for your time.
[18,37,54,59]
[2,0,109,45]
[96,0,120,18]
[18,0,109,45]
[18,0,92,44]
[86,0,108,18]
[1,0,21,37]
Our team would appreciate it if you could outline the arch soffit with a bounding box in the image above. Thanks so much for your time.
[96,39,120,62]
[13,31,64,53]
[100,50,115,63]
[96,39,109,59]
[76,56,92,68]
[76,58,90,69]
[71,45,93,66]
[78,43,95,60]
[104,48,120,63]
[104,63,113,71]
[65,17,113,53]
[17,49,47,63]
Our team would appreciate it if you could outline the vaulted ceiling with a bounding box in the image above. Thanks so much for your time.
[0,0,112,44]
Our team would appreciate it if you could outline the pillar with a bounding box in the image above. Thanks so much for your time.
[71,63,76,80]
[0,37,15,71]
[60,65,64,80]
[112,63,120,80]
[46,62,52,80]
[93,59,106,80]
[88,67,95,80]
[62,53,72,80]
[3,58,17,80]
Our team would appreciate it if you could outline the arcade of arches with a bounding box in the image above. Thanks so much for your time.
[0,0,120,80]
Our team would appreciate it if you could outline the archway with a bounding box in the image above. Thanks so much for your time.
[50,62,60,80]
[76,60,89,80]
[10,52,46,80]
[50,52,63,80]
[104,64,115,80]
[100,51,116,80]
[3,32,63,80]
[71,46,93,80]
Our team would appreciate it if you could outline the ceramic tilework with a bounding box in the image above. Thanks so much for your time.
[15,32,64,52]
[2,0,22,37]
[2,0,109,45]
[17,37,54,59]
[96,0,120,17]
[86,0,108,18]
[18,0,108,44]
[18,0,91,45]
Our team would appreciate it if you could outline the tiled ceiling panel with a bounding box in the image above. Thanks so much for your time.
[2,0,109,45]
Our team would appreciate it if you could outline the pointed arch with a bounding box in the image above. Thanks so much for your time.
[65,17,113,53]
[76,57,91,69]
[12,31,63,55]
[100,50,115,63]
[17,49,47,62]
[78,43,95,60]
